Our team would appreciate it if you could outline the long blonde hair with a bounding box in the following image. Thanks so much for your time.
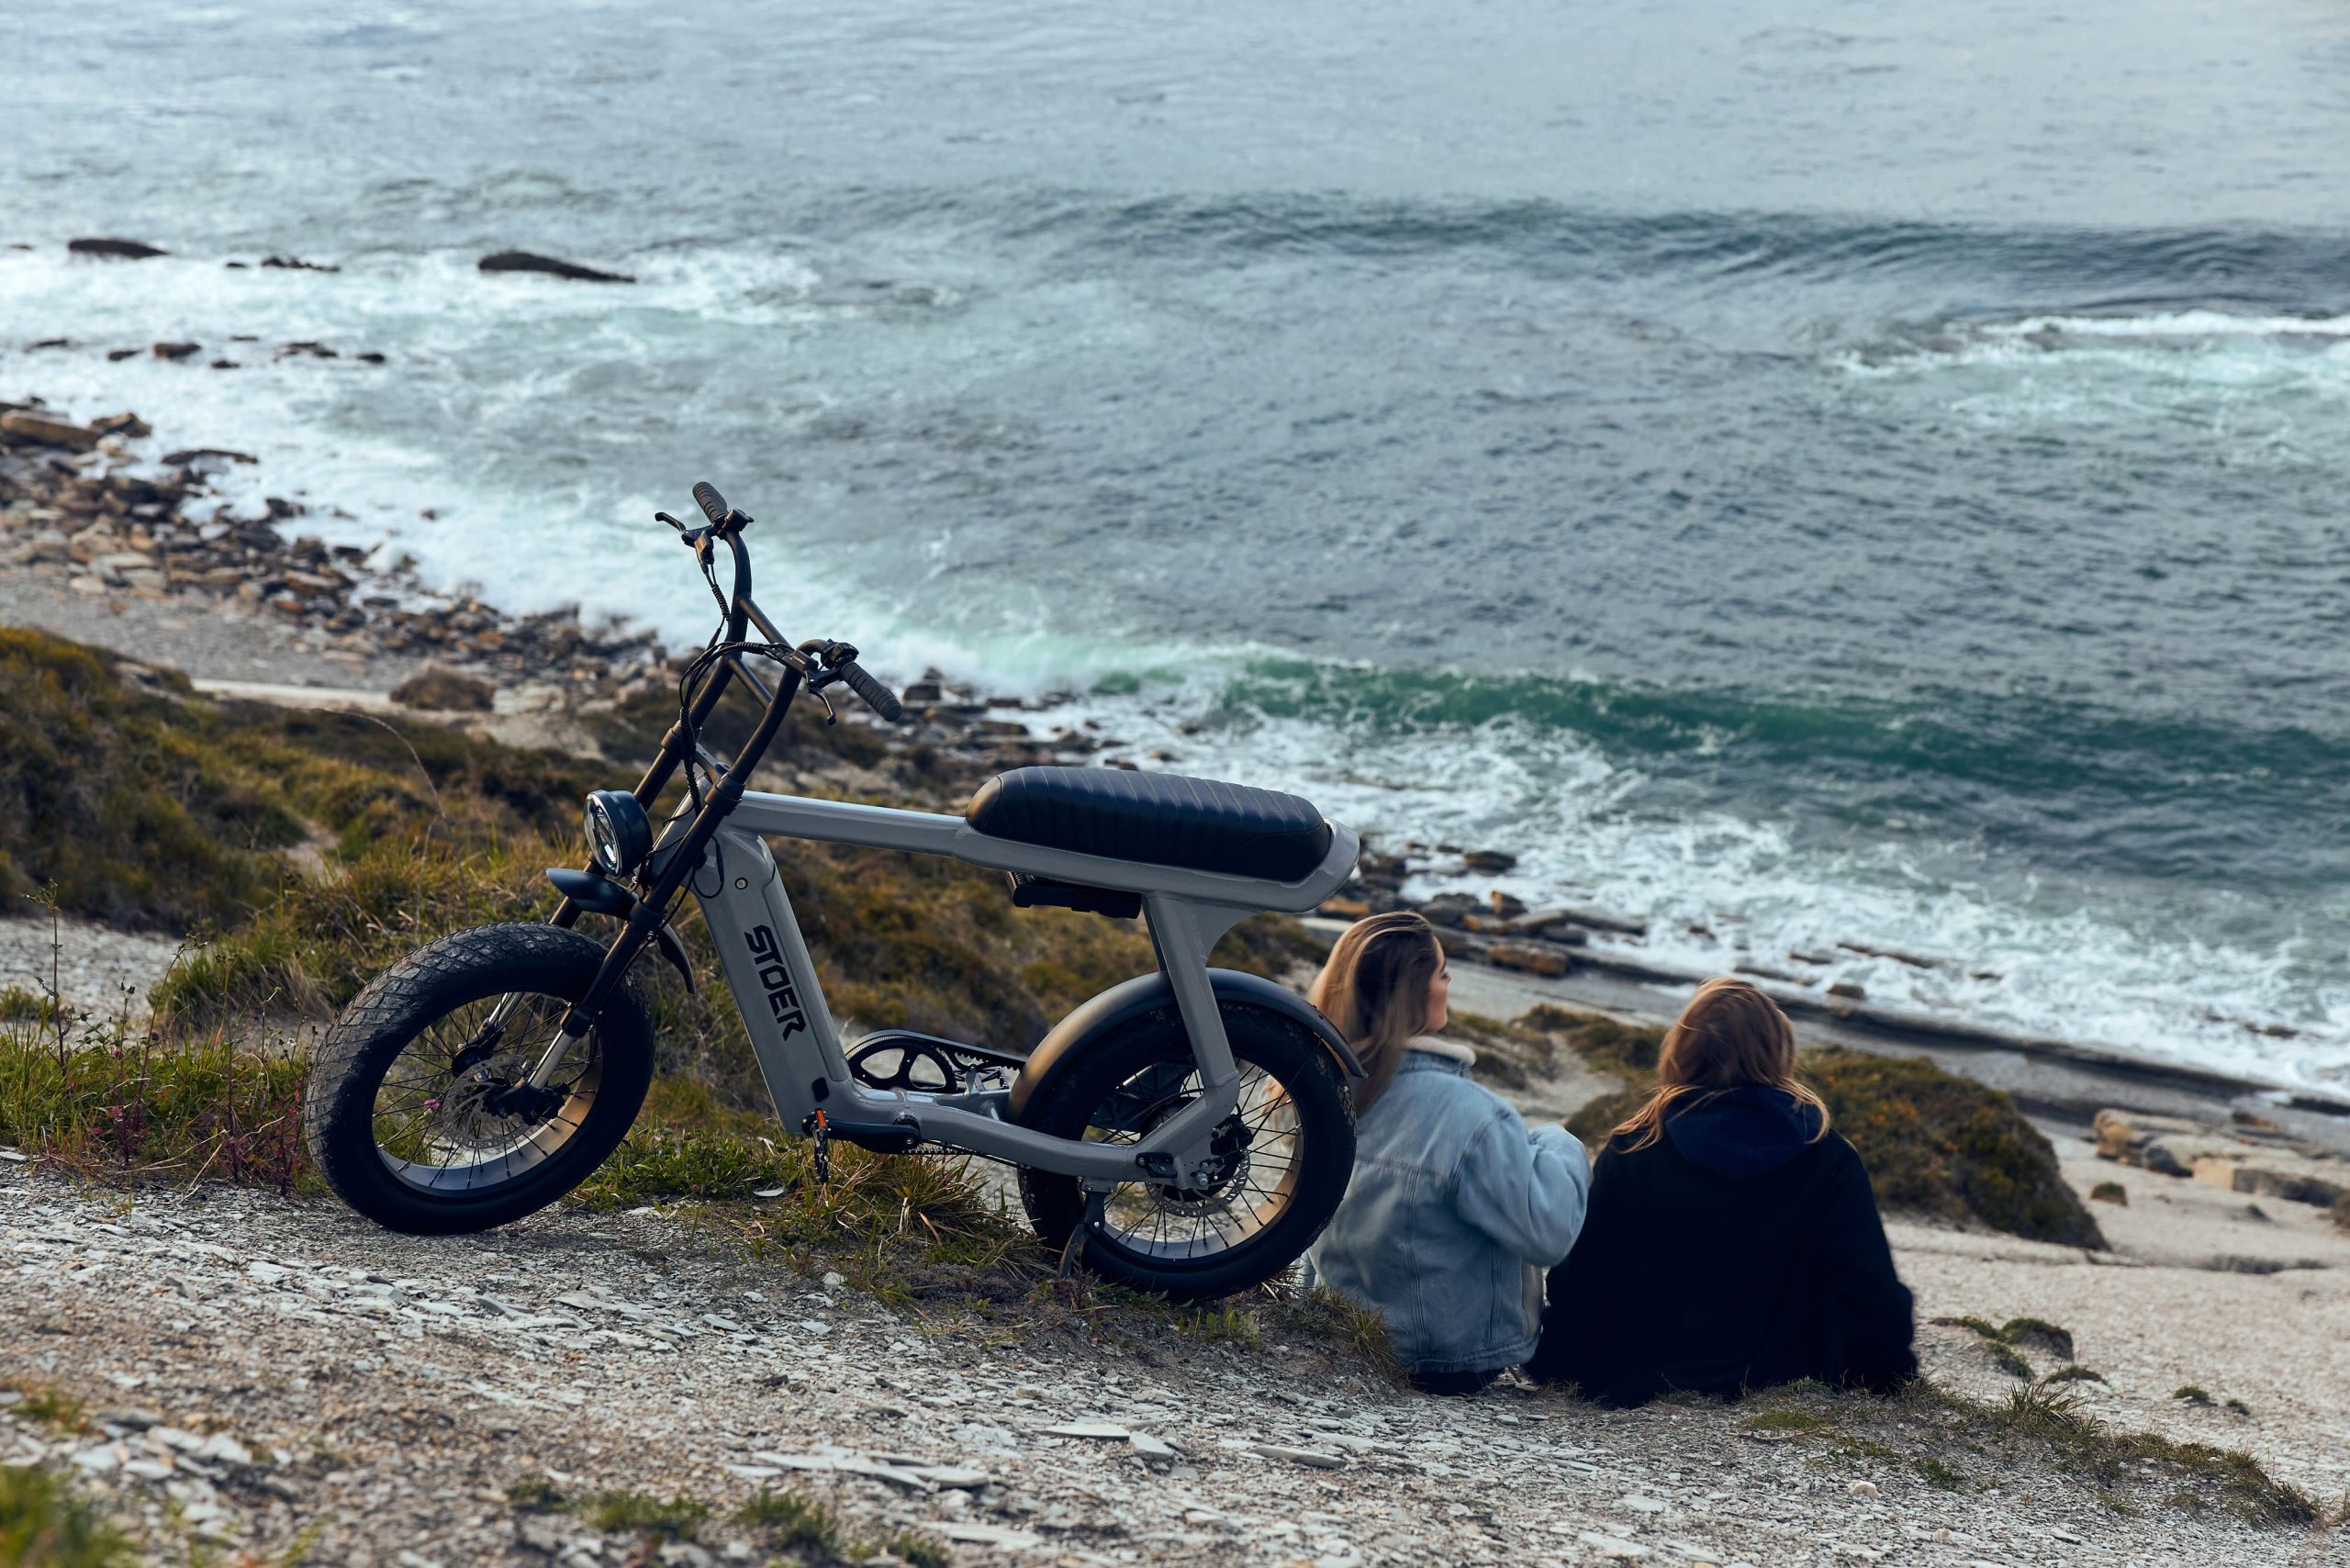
[1611,976,1830,1151]
[1307,911,1444,1114]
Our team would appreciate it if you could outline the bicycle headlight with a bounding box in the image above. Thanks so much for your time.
[583,790,652,878]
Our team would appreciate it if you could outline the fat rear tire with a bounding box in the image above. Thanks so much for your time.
[303,923,654,1235]
[1016,1005,1355,1302]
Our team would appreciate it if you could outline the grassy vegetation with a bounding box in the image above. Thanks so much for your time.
[1520,1003,2106,1248]
[498,1476,950,1565]
[584,1490,709,1541]
[736,1489,839,1552]
[1933,1315,2081,1381]
[1715,1377,2320,1529]
[1,1382,87,1434]
[0,1019,310,1191]
[0,1464,134,1567]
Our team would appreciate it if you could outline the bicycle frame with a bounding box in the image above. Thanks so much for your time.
[532,495,1357,1193]
[695,793,1358,1187]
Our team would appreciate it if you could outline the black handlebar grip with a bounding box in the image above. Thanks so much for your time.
[837,660,903,723]
[692,480,729,525]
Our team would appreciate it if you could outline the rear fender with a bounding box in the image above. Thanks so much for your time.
[1007,969,1360,1121]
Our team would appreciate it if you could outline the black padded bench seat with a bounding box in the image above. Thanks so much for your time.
[965,767,1333,882]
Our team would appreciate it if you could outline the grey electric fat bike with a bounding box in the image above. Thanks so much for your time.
[301,480,1363,1300]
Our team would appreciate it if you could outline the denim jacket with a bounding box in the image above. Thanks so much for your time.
[1304,1041,1592,1374]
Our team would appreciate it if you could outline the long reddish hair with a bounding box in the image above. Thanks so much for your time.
[1611,977,1830,1151]
[1307,911,1443,1114]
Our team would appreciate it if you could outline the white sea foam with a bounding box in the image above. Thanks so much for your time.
[1980,310,2350,341]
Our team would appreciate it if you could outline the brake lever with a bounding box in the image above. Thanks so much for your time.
[811,685,838,725]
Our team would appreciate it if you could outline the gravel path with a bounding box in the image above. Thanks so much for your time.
[0,911,185,1022]
[6,1166,2338,1568]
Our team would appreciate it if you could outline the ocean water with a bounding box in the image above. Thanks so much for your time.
[5,0,2348,1085]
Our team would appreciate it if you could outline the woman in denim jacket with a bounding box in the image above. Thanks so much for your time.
[1303,912,1592,1394]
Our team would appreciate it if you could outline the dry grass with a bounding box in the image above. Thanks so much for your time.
[0,1464,134,1567]
[1707,1377,2320,1530]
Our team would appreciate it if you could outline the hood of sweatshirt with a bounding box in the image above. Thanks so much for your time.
[1663,1086,1824,1179]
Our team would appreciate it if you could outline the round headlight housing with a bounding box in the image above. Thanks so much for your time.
[584,790,653,878]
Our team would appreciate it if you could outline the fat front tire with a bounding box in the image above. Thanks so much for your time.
[1017,1005,1355,1302]
[303,923,654,1235]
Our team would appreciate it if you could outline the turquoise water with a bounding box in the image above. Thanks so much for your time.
[4,0,2347,1082]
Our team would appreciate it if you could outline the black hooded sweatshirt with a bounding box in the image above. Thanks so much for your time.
[1525,1087,1917,1404]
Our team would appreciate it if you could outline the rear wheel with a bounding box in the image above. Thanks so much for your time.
[303,923,654,1234]
[1016,1006,1355,1302]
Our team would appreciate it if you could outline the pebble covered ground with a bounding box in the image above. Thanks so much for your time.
[5,1165,2338,1568]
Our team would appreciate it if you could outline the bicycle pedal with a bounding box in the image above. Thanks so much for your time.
[820,1116,925,1155]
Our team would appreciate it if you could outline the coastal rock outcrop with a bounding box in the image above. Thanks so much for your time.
[66,238,166,259]
[476,251,636,284]
[390,663,495,711]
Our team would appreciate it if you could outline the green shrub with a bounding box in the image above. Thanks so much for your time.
[585,1490,707,1540]
[735,1490,837,1552]
[0,1464,133,1566]
[0,629,294,929]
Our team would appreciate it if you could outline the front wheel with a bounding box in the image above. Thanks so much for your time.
[1016,1006,1355,1302]
[303,923,655,1234]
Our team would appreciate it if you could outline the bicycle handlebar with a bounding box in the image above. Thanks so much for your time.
[671,480,905,724]
[834,657,903,723]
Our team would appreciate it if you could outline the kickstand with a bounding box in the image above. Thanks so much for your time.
[1058,1191,1107,1282]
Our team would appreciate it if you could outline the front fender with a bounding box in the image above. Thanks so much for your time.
[1007,969,1360,1121]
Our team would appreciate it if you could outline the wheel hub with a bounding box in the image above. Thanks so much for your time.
[1147,1111,1254,1215]
[477,1080,565,1122]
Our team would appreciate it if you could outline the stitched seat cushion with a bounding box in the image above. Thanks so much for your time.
[965,767,1333,881]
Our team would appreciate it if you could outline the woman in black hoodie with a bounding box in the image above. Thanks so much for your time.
[1527,978,1916,1405]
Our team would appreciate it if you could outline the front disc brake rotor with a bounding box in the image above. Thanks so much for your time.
[1136,1101,1255,1216]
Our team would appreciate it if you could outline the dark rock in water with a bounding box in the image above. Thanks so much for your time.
[477,251,635,284]
[1461,848,1516,874]
[276,341,339,360]
[1839,940,1942,970]
[159,447,259,466]
[260,254,341,273]
[28,338,73,351]
[207,359,240,370]
[355,352,386,364]
[1827,980,1867,1001]
[69,238,167,259]
[90,412,151,439]
[1489,890,1528,920]
[106,348,140,361]
[152,342,202,362]
[391,663,495,711]
[1418,891,1482,927]
[225,262,249,269]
